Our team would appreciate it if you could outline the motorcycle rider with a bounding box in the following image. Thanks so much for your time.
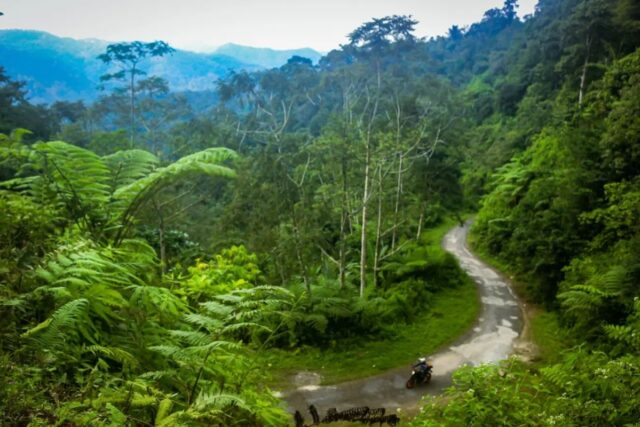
[406,357,433,388]
[413,357,431,378]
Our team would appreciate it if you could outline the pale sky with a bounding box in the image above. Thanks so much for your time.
[0,0,537,52]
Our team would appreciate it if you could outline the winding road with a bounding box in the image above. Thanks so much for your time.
[282,222,524,417]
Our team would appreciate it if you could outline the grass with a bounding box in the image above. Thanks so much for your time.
[263,218,481,387]
[265,280,479,386]
[530,310,572,364]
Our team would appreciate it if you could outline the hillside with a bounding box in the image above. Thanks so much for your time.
[0,30,320,103]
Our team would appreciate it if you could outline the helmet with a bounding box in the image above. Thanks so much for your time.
[418,357,426,363]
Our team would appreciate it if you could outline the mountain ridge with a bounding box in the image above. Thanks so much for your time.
[0,29,322,103]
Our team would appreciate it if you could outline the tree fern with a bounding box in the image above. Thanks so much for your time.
[113,147,238,241]
[4,140,238,244]
[33,141,112,227]
[102,149,159,192]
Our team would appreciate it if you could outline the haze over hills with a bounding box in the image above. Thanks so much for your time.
[0,29,322,103]
[213,43,323,69]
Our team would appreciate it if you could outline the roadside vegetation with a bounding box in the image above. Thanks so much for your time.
[263,220,480,385]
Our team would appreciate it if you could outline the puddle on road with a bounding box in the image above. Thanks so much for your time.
[292,371,323,391]
[481,296,518,306]
[450,326,519,363]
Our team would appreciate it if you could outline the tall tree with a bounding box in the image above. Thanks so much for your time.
[98,41,175,146]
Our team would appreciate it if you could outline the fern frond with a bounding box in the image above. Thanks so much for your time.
[112,147,238,220]
[130,285,187,317]
[222,322,272,335]
[184,313,224,331]
[169,330,211,347]
[22,298,93,348]
[84,345,139,369]
[33,141,111,211]
[193,392,248,412]
[103,149,159,191]
[199,300,234,317]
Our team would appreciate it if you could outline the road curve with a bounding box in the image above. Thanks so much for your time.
[282,222,523,416]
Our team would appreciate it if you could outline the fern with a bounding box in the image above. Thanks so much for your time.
[22,298,92,349]
[113,148,238,238]
[83,345,139,369]
[559,285,611,313]
[129,285,187,318]
[184,313,225,331]
[33,141,112,225]
[193,392,248,412]
[604,298,640,352]
[169,330,211,347]
[102,149,159,192]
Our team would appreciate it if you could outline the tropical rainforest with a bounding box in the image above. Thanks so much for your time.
[1,0,640,425]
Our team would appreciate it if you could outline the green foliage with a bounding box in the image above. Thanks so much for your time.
[348,15,418,50]
[177,245,261,302]
[263,279,479,385]
[3,0,640,424]
[3,138,237,244]
[411,345,640,426]
[473,49,640,307]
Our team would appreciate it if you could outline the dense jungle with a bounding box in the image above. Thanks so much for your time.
[1,0,639,425]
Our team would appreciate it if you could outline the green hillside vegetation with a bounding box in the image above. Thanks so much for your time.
[1,0,640,425]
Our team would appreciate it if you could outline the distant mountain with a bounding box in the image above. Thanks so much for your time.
[214,43,323,69]
[0,30,321,104]
[0,30,108,102]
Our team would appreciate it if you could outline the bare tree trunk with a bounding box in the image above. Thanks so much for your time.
[130,66,136,148]
[391,152,403,250]
[359,71,380,298]
[578,35,592,107]
[359,141,371,298]
[373,166,383,289]
[339,153,348,289]
[416,208,425,240]
[292,207,311,295]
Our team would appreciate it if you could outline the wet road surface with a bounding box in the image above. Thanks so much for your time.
[282,222,523,418]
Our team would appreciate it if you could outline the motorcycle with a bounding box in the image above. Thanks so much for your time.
[405,362,432,389]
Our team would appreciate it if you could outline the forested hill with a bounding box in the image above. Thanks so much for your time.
[2,0,640,425]
[0,30,322,102]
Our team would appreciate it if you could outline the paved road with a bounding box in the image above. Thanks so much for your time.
[282,222,523,418]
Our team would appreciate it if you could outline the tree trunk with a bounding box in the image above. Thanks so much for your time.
[130,67,136,148]
[373,166,383,289]
[292,207,311,295]
[578,35,592,107]
[359,141,370,298]
[391,152,403,250]
[416,208,424,240]
[339,152,348,289]
[153,199,166,275]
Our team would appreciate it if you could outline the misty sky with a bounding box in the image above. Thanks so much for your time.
[0,0,537,52]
